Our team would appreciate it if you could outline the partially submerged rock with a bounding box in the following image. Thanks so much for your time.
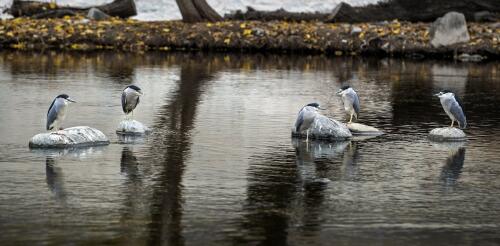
[116,120,151,136]
[428,127,466,142]
[291,114,352,141]
[430,12,470,47]
[347,122,383,136]
[29,126,109,148]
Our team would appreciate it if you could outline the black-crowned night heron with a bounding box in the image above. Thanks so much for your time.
[337,85,360,123]
[295,102,323,141]
[435,90,467,129]
[121,85,143,118]
[46,94,76,131]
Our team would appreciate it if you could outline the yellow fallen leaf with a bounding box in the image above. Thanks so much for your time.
[206,23,213,27]
[243,29,252,36]
[240,23,246,28]
[224,38,230,44]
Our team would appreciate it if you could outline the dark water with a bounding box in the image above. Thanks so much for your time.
[0,51,500,245]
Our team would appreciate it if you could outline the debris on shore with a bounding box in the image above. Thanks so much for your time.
[0,16,498,60]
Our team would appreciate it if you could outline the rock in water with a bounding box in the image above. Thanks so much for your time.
[116,120,151,135]
[347,123,383,136]
[430,12,470,47]
[87,7,110,20]
[292,114,352,141]
[29,126,109,148]
[428,127,466,142]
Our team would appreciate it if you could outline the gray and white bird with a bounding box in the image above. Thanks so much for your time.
[337,85,360,123]
[295,103,323,141]
[435,90,467,129]
[46,94,76,131]
[121,85,143,118]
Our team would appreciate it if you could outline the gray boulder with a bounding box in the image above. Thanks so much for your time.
[292,114,352,141]
[116,120,151,136]
[87,7,110,20]
[428,127,466,142]
[347,122,383,136]
[430,12,470,47]
[29,126,109,148]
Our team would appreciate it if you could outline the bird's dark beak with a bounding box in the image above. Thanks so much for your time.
[434,92,441,97]
[336,89,342,95]
[67,98,76,103]
[318,106,326,110]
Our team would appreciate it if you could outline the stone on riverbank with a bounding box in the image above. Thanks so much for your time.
[29,126,109,148]
[87,8,110,21]
[292,114,352,141]
[116,120,151,135]
[428,127,466,142]
[347,123,383,136]
[430,12,470,47]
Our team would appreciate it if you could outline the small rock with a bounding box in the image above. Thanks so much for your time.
[347,123,383,136]
[350,26,362,34]
[29,126,109,148]
[116,120,151,136]
[87,7,110,21]
[292,114,352,141]
[430,12,470,47]
[428,127,466,142]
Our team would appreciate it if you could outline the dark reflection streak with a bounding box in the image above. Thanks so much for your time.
[45,157,67,203]
[341,142,361,180]
[440,148,466,187]
[234,141,347,244]
[146,54,218,246]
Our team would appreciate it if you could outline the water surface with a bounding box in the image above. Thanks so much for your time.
[1,51,500,245]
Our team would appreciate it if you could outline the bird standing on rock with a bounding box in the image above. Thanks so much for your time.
[435,90,467,129]
[337,85,360,124]
[121,85,143,119]
[295,103,324,142]
[46,94,76,131]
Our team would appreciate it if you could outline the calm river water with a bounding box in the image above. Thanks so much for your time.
[0,51,499,245]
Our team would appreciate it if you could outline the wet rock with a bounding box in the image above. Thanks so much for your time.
[430,12,470,47]
[347,123,383,136]
[291,114,352,141]
[87,7,110,21]
[116,120,151,136]
[428,127,466,142]
[29,126,109,148]
[456,53,485,62]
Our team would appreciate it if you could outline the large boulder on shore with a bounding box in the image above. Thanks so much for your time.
[430,12,470,47]
[87,7,110,20]
[116,120,151,136]
[292,114,352,141]
[428,127,466,142]
[29,126,109,148]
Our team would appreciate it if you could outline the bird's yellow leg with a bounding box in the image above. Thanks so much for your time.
[450,120,454,128]
[349,114,353,124]
[306,130,309,142]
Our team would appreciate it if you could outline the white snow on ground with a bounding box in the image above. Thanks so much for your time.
[0,0,381,20]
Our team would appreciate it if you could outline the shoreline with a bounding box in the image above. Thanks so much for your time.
[0,17,498,60]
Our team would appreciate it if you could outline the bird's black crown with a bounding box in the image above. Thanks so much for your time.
[306,102,320,108]
[341,85,351,90]
[441,89,453,94]
[127,85,142,91]
[56,94,70,99]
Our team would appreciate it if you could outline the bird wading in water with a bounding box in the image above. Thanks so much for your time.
[337,85,360,124]
[435,90,467,129]
[46,94,76,131]
[121,85,143,119]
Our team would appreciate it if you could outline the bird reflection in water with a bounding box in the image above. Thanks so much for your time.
[45,157,67,203]
[433,142,466,188]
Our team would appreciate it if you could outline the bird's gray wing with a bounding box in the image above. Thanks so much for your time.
[295,108,305,132]
[450,101,467,129]
[352,92,360,117]
[46,99,59,130]
[121,91,127,113]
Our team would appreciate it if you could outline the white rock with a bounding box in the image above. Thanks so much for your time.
[29,126,109,148]
[430,12,470,47]
[116,120,151,135]
[428,127,466,142]
[87,7,110,20]
[347,122,383,136]
[292,114,352,141]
